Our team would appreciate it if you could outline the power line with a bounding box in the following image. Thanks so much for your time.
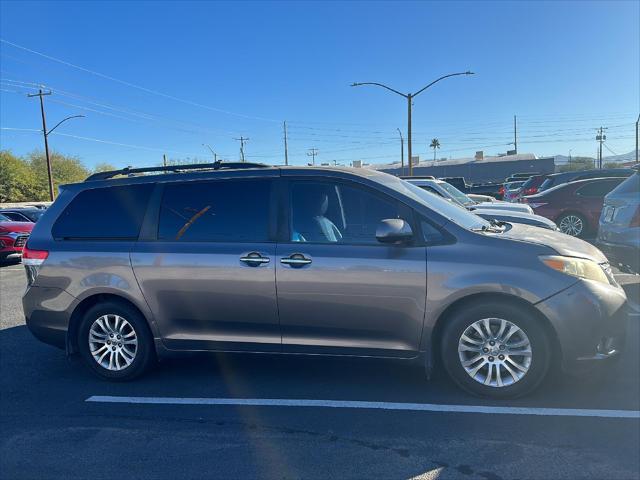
[0,78,247,138]
[0,38,280,123]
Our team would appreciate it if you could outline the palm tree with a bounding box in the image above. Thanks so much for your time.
[429,138,441,161]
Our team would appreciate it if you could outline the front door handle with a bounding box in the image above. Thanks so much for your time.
[240,252,270,267]
[280,254,312,267]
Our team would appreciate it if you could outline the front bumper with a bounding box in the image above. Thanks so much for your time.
[535,280,628,375]
[596,240,639,273]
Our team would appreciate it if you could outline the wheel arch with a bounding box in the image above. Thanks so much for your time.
[67,293,154,355]
[428,292,562,373]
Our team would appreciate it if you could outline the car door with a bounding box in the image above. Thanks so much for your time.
[275,176,427,358]
[131,177,281,352]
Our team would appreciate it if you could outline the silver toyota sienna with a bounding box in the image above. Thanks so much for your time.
[22,163,628,398]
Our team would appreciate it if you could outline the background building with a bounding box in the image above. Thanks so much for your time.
[371,152,555,183]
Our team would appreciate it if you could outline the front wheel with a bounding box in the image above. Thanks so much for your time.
[441,302,551,398]
[78,301,155,381]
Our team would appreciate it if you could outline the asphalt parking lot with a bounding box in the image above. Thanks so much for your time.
[1,260,639,480]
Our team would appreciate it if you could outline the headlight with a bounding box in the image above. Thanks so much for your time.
[540,255,610,285]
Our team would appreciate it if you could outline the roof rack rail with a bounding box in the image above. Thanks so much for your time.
[85,161,269,181]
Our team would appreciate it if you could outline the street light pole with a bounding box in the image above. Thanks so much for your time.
[396,128,404,175]
[407,94,412,175]
[351,71,474,176]
[202,143,217,162]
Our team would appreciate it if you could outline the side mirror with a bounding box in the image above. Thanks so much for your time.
[376,219,413,244]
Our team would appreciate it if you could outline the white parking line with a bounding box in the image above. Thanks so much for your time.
[86,396,640,419]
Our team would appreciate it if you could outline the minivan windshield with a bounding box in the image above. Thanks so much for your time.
[399,180,491,231]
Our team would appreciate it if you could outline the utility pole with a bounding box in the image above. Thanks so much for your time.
[28,89,84,201]
[28,89,54,201]
[283,121,289,166]
[307,148,318,166]
[513,115,518,154]
[596,127,607,169]
[397,128,404,176]
[234,136,249,162]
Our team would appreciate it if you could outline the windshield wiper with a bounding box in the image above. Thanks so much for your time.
[472,220,504,233]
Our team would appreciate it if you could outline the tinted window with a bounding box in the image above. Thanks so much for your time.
[53,184,153,240]
[421,220,445,243]
[576,179,624,197]
[158,179,271,242]
[1,212,25,221]
[610,173,639,195]
[539,178,554,191]
[23,210,44,222]
[290,181,411,244]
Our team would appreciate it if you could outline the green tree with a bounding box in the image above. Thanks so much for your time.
[557,157,595,173]
[27,150,90,199]
[603,162,621,169]
[429,138,441,161]
[93,162,117,173]
[0,150,38,202]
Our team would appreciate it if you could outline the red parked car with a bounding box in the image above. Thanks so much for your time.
[0,213,33,262]
[523,177,627,237]
[518,174,548,198]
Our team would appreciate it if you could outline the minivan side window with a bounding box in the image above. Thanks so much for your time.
[52,184,154,240]
[289,180,412,245]
[158,179,271,242]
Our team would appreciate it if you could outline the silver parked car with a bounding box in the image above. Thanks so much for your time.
[23,163,626,398]
[405,178,555,230]
[597,170,640,273]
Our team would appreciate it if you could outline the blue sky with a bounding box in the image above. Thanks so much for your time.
[1,1,638,169]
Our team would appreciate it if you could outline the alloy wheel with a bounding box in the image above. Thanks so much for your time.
[458,318,532,388]
[88,314,138,371]
[558,215,584,236]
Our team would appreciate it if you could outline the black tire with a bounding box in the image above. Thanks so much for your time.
[78,300,155,381]
[556,212,588,238]
[440,301,551,399]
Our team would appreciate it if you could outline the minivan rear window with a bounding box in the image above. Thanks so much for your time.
[53,184,153,240]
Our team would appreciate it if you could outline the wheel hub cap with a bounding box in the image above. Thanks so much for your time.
[89,314,138,371]
[458,318,532,388]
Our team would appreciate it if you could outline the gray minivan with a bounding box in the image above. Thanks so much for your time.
[22,163,627,398]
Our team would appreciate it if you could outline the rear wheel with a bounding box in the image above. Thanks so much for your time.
[441,302,551,398]
[78,301,155,381]
[557,212,587,237]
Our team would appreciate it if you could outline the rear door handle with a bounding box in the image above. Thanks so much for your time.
[280,254,312,267]
[240,252,270,267]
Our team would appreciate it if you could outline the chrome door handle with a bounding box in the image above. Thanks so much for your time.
[240,252,270,267]
[280,254,312,267]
